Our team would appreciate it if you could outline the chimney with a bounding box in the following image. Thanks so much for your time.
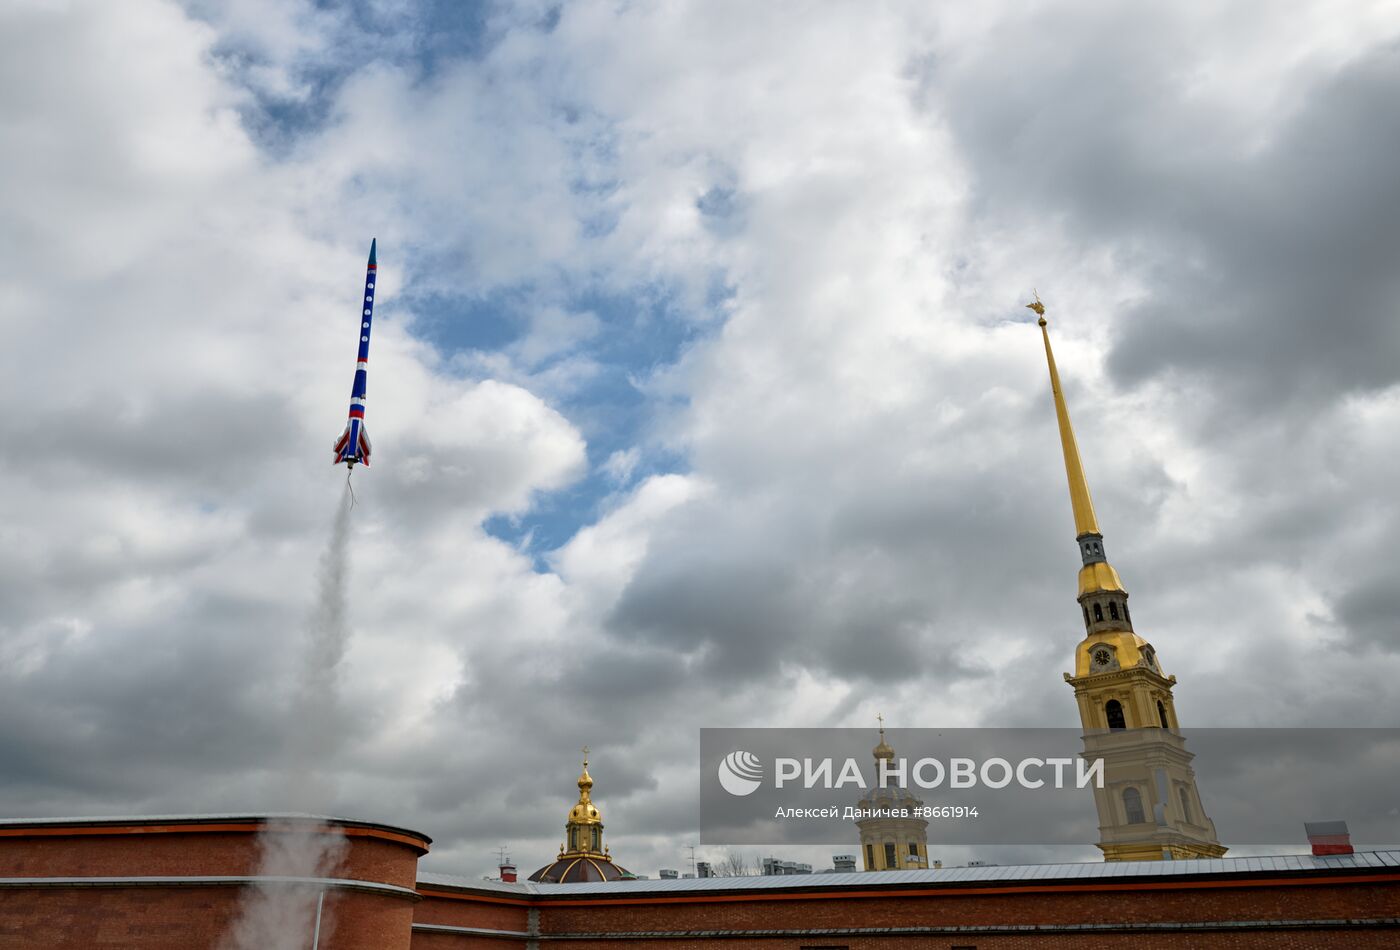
[499,863,518,883]
[1304,820,1353,856]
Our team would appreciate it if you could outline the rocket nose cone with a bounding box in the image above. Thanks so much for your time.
[368,238,377,266]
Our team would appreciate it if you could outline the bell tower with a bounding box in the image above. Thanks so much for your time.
[1034,301,1225,861]
[855,717,930,871]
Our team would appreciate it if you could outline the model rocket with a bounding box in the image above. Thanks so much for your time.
[333,239,376,468]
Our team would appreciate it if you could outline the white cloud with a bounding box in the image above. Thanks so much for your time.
[5,0,1400,881]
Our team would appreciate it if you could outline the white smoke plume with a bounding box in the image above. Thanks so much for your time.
[219,486,355,950]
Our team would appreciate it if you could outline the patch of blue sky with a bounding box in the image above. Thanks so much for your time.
[414,279,713,568]
[191,0,504,151]
[401,285,528,354]
[485,444,688,570]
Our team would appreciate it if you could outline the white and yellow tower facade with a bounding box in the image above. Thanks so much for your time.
[1035,303,1225,862]
[855,720,930,871]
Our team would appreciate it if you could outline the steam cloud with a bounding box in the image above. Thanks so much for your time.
[219,487,355,950]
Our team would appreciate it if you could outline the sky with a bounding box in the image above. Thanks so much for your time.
[2,0,1399,879]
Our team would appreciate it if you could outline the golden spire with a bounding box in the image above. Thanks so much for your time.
[1031,297,1124,597]
[575,746,595,802]
[1032,297,1100,538]
[873,713,895,761]
[559,745,607,859]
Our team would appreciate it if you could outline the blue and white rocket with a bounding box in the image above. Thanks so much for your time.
[333,239,376,468]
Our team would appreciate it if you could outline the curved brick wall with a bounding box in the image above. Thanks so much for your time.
[0,815,429,950]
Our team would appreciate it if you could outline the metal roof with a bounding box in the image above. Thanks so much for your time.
[418,850,1400,897]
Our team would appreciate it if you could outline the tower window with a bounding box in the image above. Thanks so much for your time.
[1109,602,1119,620]
[1105,699,1126,730]
[1093,603,1104,622]
[1083,606,1091,628]
[1179,788,1193,824]
[865,844,874,869]
[1124,604,1131,623]
[1123,787,1146,824]
[1157,700,1169,729]
[884,842,897,868]
[909,842,919,857]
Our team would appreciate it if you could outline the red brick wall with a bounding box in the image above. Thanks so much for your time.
[0,832,263,878]
[414,892,530,931]
[527,934,1400,950]
[536,881,1400,935]
[0,830,418,887]
[0,885,415,950]
[0,819,427,950]
[412,934,528,950]
[402,875,1400,948]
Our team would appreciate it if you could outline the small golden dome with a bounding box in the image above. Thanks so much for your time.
[568,800,601,824]
[568,752,602,826]
[530,746,629,881]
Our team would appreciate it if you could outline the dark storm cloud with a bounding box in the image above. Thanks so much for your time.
[2,391,306,494]
[1113,51,1400,414]
[1334,573,1400,652]
[0,596,300,812]
[935,12,1400,422]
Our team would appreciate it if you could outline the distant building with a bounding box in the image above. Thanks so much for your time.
[695,861,714,878]
[658,868,678,879]
[832,854,857,872]
[528,750,632,883]
[855,720,929,871]
[761,857,813,876]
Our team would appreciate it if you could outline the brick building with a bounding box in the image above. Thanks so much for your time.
[1,814,1397,948]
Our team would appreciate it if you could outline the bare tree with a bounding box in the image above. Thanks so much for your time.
[717,849,755,877]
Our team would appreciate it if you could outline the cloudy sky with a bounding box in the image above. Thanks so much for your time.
[3,0,1399,877]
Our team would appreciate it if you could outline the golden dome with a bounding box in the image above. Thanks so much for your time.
[527,745,623,881]
[568,754,602,826]
[568,799,601,825]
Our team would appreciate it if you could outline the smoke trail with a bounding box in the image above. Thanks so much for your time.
[219,487,354,950]
[284,484,354,798]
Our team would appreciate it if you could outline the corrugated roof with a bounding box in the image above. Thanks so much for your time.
[418,850,1400,897]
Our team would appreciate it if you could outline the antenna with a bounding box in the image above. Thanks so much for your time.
[686,844,697,876]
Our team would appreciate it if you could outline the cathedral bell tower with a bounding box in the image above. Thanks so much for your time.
[855,718,930,871]
[1034,302,1225,861]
